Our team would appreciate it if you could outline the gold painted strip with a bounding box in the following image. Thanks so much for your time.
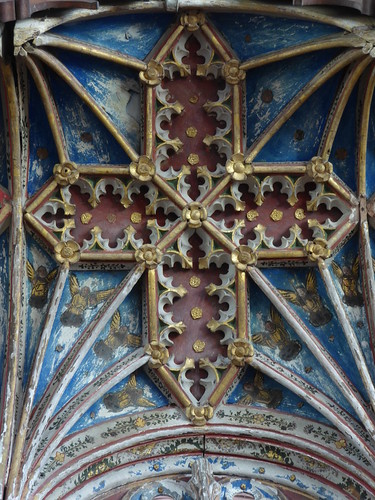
[257,249,305,259]
[201,23,231,62]
[245,49,363,163]
[153,174,187,209]
[240,33,360,71]
[77,165,130,175]
[202,220,236,252]
[202,174,231,207]
[327,176,354,203]
[232,84,241,154]
[237,269,247,339]
[25,179,58,213]
[35,34,147,71]
[154,25,184,62]
[0,203,12,224]
[319,57,371,160]
[358,64,375,195]
[208,364,239,407]
[157,366,191,408]
[147,269,158,341]
[28,47,139,162]
[157,221,187,252]
[25,56,68,163]
[145,86,154,157]
[327,219,356,249]
[252,164,307,174]
[24,213,58,248]
[80,252,136,261]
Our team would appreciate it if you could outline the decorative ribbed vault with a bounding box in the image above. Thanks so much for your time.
[1,2,375,499]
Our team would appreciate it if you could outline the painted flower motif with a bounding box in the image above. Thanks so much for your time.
[186,404,213,426]
[304,238,331,262]
[306,156,333,183]
[182,202,207,228]
[231,246,257,270]
[135,416,146,428]
[54,240,81,264]
[222,59,246,85]
[135,244,162,269]
[130,155,155,182]
[335,438,347,449]
[139,60,164,86]
[145,341,169,368]
[252,414,265,424]
[228,339,254,367]
[180,11,206,31]
[226,153,253,181]
[53,162,79,186]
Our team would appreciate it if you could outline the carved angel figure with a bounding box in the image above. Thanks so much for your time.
[94,310,141,360]
[60,274,114,327]
[278,270,332,327]
[240,370,282,408]
[27,261,58,308]
[332,256,363,307]
[252,306,301,361]
[103,374,155,412]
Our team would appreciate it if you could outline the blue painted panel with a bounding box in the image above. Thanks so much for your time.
[257,71,342,162]
[68,369,168,435]
[366,87,375,198]
[34,270,127,406]
[54,279,142,412]
[28,76,59,197]
[0,96,8,189]
[0,230,9,397]
[47,66,131,164]
[209,14,341,60]
[50,13,175,60]
[261,266,368,412]
[228,366,332,425]
[246,50,340,150]
[24,237,58,388]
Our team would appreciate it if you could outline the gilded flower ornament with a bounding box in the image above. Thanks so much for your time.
[135,244,162,269]
[130,156,155,182]
[304,238,331,262]
[231,246,257,270]
[186,404,213,426]
[53,162,79,186]
[226,153,253,181]
[180,11,206,31]
[222,59,245,85]
[54,240,81,264]
[145,341,169,368]
[306,156,333,183]
[228,339,254,367]
[139,60,164,86]
[182,202,207,228]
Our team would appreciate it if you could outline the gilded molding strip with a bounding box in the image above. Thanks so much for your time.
[154,24,184,63]
[319,57,371,160]
[145,86,154,158]
[27,47,139,162]
[240,33,361,71]
[248,266,375,447]
[326,219,357,250]
[26,350,149,496]
[6,264,69,500]
[201,23,231,62]
[208,364,239,407]
[357,63,375,195]
[252,163,307,174]
[25,178,58,214]
[24,56,69,164]
[202,174,231,207]
[232,84,242,155]
[359,220,375,360]
[236,269,247,339]
[252,352,375,468]
[35,33,147,71]
[319,260,375,413]
[80,252,136,261]
[0,203,12,228]
[22,264,146,487]
[147,269,158,341]
[157,221,187,252]
[77,165,130,176]
[245,49,363,163]
[23,212,58,248]
[152,174,187,210]
[0,61,22,498]
[257,249,306,259]
[156,366,191,408]
[202,220,236,253]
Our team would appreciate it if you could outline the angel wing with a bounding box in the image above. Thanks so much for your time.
[270,306,289,344]
[69,274,80,296]
[128,374,137,388]
[352,255,360,278]
[278,289,300,305]
[138,396,156,408]
[270,306,283,327]
[26,261,35,281]
[110,310,121,332]
[252,332,278,349]
[331,260,343,280]
[254,370,264,390]
[47,268,58,282]
[126,334,142,347]
[89,288,114,307]
[306,269,317,293]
